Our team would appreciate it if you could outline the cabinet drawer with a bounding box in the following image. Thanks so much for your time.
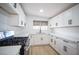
[62,45,77,55]
[63,40,77,48]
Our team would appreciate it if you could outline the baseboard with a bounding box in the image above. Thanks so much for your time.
[48,44,60,55]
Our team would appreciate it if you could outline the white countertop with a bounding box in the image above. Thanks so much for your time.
[0,45,21,55]
[49,33,79,43]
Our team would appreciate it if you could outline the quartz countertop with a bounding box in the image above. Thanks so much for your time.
[0,45,21,55]
[49,33,79,43]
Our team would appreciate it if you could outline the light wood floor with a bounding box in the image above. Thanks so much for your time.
[29,45,58,55]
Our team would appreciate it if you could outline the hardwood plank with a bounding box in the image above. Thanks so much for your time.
[29,45,58,55]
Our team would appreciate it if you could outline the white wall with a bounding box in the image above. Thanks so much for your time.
[0,8,28,37]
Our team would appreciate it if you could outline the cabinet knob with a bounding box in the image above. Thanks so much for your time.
[21,21,23,25]
[56,23,58,26]
[51,39,53,42]
[63,40,69,43]
[63,46,67,52]
[54,40,56,45]
[68,19,72,25]
[41,38,43,40]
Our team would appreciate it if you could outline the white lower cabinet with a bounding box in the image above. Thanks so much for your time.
[42,34,50,44]
[50,36,79,55]
[30,34,41,45]
[53,37,64,54]
[30,34,50,45]
[49,36,54,48]
[61,40,77,55]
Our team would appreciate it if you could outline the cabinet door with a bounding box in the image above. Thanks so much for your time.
[54,38,63,54]
[50,38,54,47]
[54,14,63,27]
[62,9,72,27]
[53,17,58,27]
[48,18,54,28]
[30,34,40,45]
[42,34,50,44]
[30,35,35,45]
[62,4,79,27]
[52,18,57,27]
[51,15,63,28]
[53,37,58,50]
[52,37,67,54]
[62,43,77,55]
[71,4,79,26]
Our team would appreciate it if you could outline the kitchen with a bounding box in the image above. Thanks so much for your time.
[0,3,79,55]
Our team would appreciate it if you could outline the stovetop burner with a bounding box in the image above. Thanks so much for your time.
[0,37,28,46]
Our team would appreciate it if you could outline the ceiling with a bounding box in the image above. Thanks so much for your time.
[21,3,76,19]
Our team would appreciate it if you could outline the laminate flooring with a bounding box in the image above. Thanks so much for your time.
[29,45,58,55]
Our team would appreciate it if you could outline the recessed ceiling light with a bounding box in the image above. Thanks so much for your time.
[40,9,44,13]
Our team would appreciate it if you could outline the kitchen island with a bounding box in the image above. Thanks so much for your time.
[0,45,21,55]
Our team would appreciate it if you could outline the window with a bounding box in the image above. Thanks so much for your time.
[33,20,48,30]
[41,26,48,30]
[33,26,40,30]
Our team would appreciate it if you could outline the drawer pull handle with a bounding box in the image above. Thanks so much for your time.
[63,40,69,43]
[63,46,67,52]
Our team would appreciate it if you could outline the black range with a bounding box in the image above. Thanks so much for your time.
[0,37,28,46]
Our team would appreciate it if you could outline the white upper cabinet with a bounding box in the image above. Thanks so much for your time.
[61,8,72,27]
[8,4,26,27]
[0,3,26,27]
[71,4,79,26]
[0,3,19,14]
[62,4,79,27]
[49,4,79,28]
[54,14,63,27]
[49,13,63,28]
[48,18,54,28]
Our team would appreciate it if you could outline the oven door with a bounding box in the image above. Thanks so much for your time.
[24,38,30,55]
